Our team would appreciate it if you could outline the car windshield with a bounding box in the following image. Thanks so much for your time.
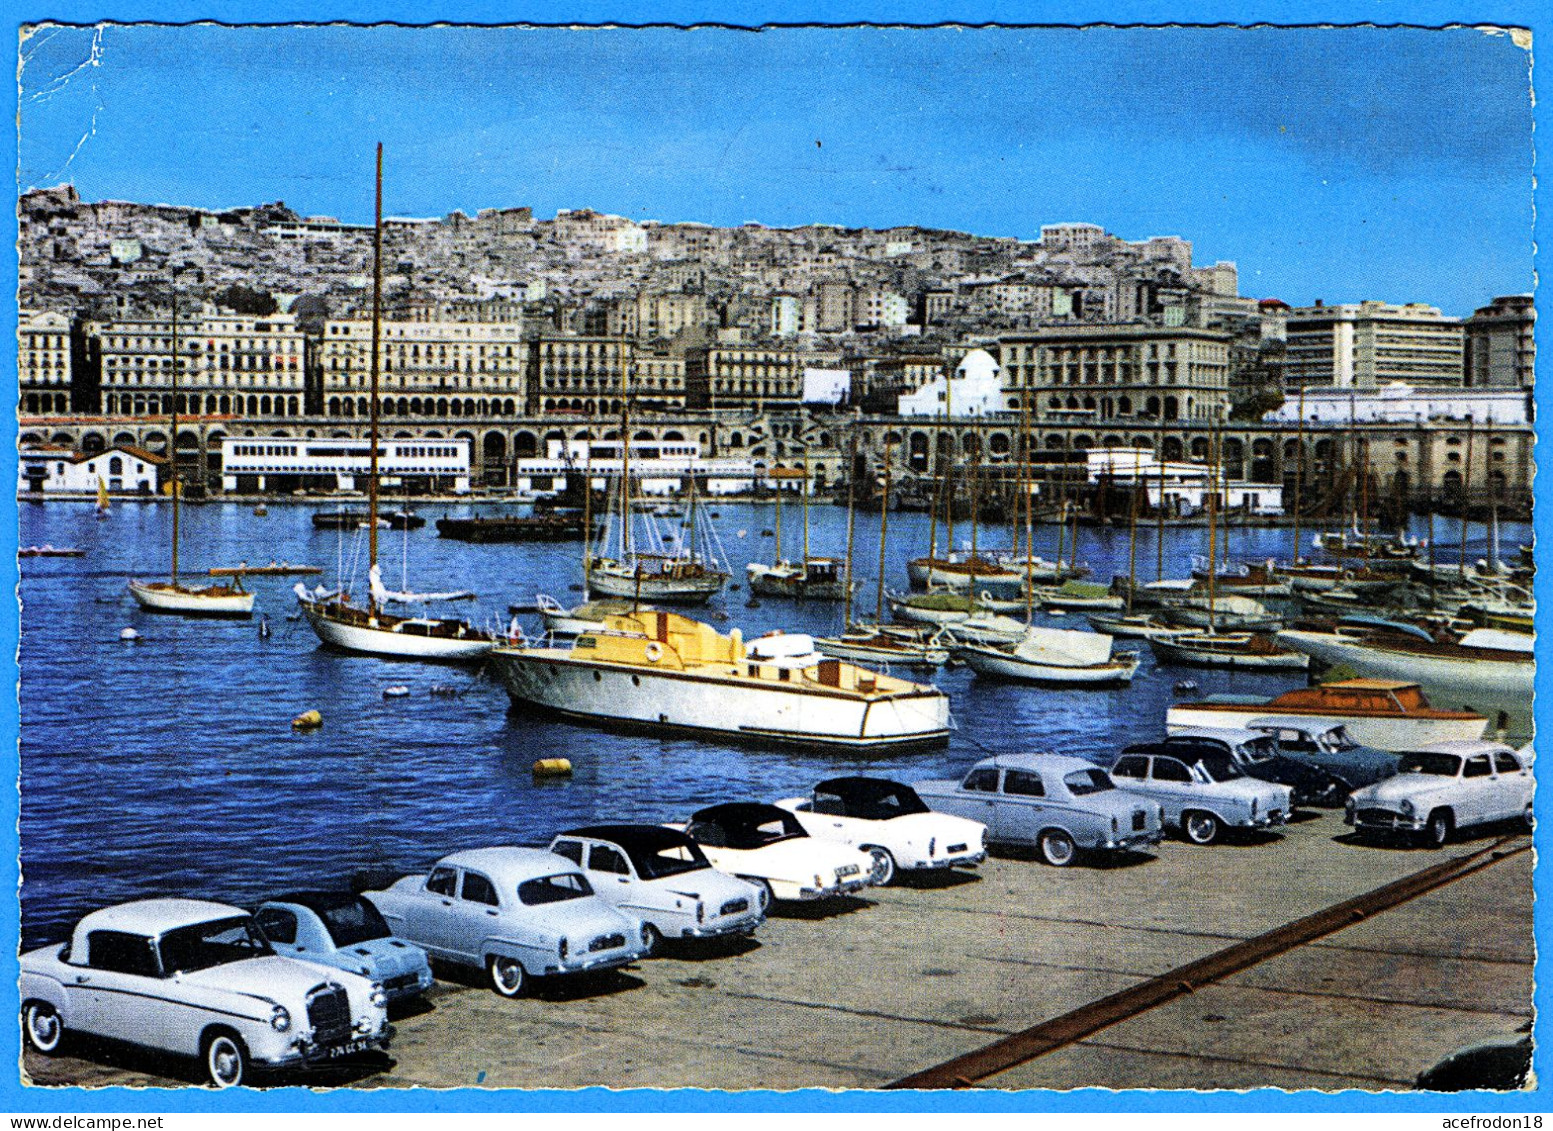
[824,780,931,820]
[316,897,393,947]
[158,916,272,976]
[1193,754,1244,783]
[1241,737,1278,763]
[1063,769,1115,796]
[1397,751,1463,776]
[517,873,594,905]
[1323,726,1359,752]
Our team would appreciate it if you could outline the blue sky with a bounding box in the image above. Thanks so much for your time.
[17,22,1535,316]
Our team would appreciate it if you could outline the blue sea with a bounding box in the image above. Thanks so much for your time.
[17,498,1528,949]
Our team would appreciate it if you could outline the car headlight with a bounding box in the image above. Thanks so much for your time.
[1400,799,1415,817]
[270,1005,291,1032]
[558,937,568,960]
[369,983,387,1010]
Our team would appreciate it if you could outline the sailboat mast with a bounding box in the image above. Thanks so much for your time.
[1156,433,1167,580]
[1486,413,1500,571]
[1054,429,1069,570]
[944,371,956,555]
[1459,416,1474,578]
[1206,423,1220,634]
[801,452,810,565]
[1125,452,1141,617]
[1020,383,1035,625]
[581,431,594,589]
[619,367,633,563]
[773,466,783,563]
[877,437,893,625]
[1291,383,1306,565]
[168,276,180,584]
[368,142,383,584]
[843,424,859,629]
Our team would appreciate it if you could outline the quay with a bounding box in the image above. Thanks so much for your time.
[23,812,1532,1091]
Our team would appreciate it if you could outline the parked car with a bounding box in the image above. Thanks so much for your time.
[1244,715,1400,793]
[774,776,988,883]
[913,753,1165,867]
[670,802,875,902]
[1157,726,1347,807]
[362,847,651,998]
[19,898,391,1087]
[1110,745,1293,845]
[255,891,434,1004]
[548,824,766,952]
[1345,740,1534,847]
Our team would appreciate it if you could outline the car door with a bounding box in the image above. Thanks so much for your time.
[995,768,1048,845]
[954,767,1002,834]
[1458,753,1497,826]
[810,786,860,847]
[1147,756,1197,823]
[76,929,168,1045]
[586,843,637,911]
[1491,749,1532,821]
[1110,755,1152,806]
[406,865,461,957]
[449,869,504,964]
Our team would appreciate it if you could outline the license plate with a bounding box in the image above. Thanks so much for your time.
[322,1038,373,1060]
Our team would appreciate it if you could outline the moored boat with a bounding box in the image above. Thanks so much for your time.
[436,512,589,542]
[746,557,849,600]
[1164,678,1490,750]
[1034,579,1125,612]
[489,610,950,750]
[957,625,1140,686]
[129,578,254,618]
[890,591,980,626]
[1150,631,1310,671]
[1085,612,1183,640]
[535,593,644,637]
[813,624,949,669]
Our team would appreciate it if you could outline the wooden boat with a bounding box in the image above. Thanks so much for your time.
[746,557,849,600]
[1150,631,1310,671]
[890,591,979,626]
[813,624,949,669]
[1165,678,1490,750]
[1085,612,1183,640]
[314,508,422,530]
[1034,580,1125,612]
[938,610,1029,646]
[297,147,493,662]
[490,610,950,750]
[907,553,1025,593]
[208,563,322,577]
[18,545,84,558]
[958,625,1140,686]
[435,512,589,542]
[1160,594,1281,632]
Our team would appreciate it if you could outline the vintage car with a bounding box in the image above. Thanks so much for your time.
[1244,715,1401,793]
[255,891,434,1004]
[1109,745,1293,845]
[775,776,988,883]
[670,802,875,902]
[1344,740,1535,847]
[913,753,1164,866]
[1156,727,1348,808]
[19,898,391,1087]
[548,824,767,951]
[362,847,651,998]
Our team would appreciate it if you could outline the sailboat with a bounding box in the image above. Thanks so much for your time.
[295,144,495,662]
[94,475,110,520]
[127,277,254,619]
[746,457,848,599]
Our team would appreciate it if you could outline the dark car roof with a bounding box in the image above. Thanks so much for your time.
[815,776,909,796]
[690,802,790,825]
[264,890,370,914]
[561,824,697,853]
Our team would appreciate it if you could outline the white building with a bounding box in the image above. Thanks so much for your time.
[1263,381,1528,427]
[220,438,471,494]
[770,295,803,337]
[19,445,164,498]
[899,348,1006,417]
[1085,449,1283,516]
[19,310,72,415]
[516,438,757,497]
[1284,301,1464,389]
[802,368,851,405]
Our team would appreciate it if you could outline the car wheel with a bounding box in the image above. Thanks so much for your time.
[1522,805,1535,832]
[204,1031,247,1088]
[1183,811,1221,846]
[1038,829,1077,867]
[641,923,662,957]
[488,955,527,998]
[864,846,896,886]
[22,1002,62,1056]
[1423,809,1453,848]
[740,877,775,909]
[1317,776,1352,808]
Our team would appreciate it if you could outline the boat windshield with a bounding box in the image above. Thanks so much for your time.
[1397,751,1463,777]
[158,917,273,976]
[1063,769,1116,796]
[1192,753,1245,783]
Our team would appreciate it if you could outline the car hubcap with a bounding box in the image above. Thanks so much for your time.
[1045,835,1073,864]
[211,1041,240,1085]
[869,849,892,883]
[494,959,521,993]
[1188,816,1214,842]
[27,1008,57,1049]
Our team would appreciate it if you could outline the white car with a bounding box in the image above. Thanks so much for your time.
[775,776,987,884]
[20,898,391,1087]
[671,802,876,902]
[1110,744,1294,845]
[1346,740,1535,847]
[548,824,767,952]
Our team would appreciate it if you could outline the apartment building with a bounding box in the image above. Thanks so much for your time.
[320,317,528,420]
[18,310,73,415]
[684,344,843,410]
[1284,301,1464,389]
[1463,294,1535,390]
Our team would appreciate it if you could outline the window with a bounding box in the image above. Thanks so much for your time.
[551,840,583,864]
[589,845,629,875]
[1002,770,1046,797]
[1112,756,1148,779]
[963,767,1000,792]
[1463,755,1492,779]
[517,873,593,905]
[254,907,299,945]
[461,871,499,905]
[1152,758,1193,783]
[1493,750,1522,774]
[87,930,160,977]
[426,866,458,897]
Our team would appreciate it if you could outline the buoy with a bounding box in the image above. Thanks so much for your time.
[119,627,139,642]
[292,709,323,729]
[383,685,411,699]
[533,757,573,777]
[737,529,748,538]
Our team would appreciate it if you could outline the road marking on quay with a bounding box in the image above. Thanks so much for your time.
[886,835,1531,1089]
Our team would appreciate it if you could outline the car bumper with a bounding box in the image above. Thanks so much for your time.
[262,1027,394,1069]
[545,947,645,976]
[381,968,434,1002]
[1097,829,1164,852]
[1347,810,1425,833]
[1234,810,1287,829]
[913,849,987,870]
[680,915,761,939]
[794,877,870,900]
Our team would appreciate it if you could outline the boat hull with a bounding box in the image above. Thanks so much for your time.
[299,600,495,660]
[958,644,1140,686]
[1163,703,1488,751]
[128,580,254,618]
[812,637,948,669]
[489,651,950,750]
[746,567,848,600]
[1150,636,1310,671]
[587,569,727,604]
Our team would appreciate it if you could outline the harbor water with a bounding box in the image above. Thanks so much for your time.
[17,498,1531,948]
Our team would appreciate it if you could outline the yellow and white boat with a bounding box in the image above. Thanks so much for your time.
[489,609,950,750]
